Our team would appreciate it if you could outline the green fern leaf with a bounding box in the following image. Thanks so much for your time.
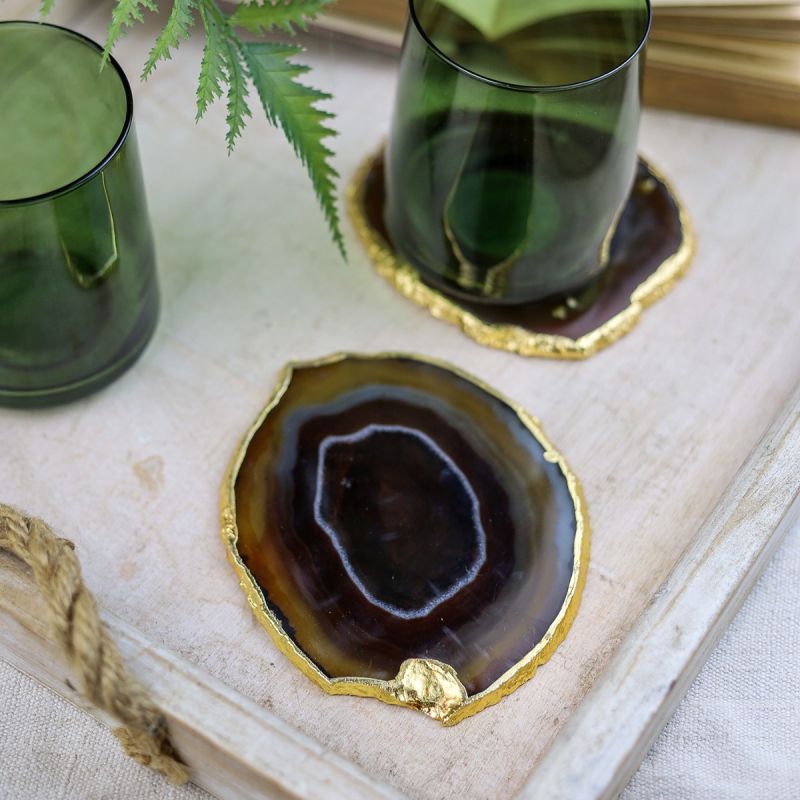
[241,41,344,256]
[229,0,335,36]
[142,0,197,80]
[104,0,158,61]
[222,39,252,153]
[39,0,56,16]
[196,7,227,120]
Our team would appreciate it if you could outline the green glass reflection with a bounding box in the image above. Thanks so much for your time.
[0,22,159,407]
[385,0,651,304]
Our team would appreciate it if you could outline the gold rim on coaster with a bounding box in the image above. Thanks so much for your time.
[221,352,590,725]
[347,149,696,360]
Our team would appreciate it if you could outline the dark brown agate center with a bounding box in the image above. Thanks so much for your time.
[233,356,579,695]
[315,424,486,619]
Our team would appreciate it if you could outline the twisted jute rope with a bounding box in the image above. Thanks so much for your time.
[0,503,189,785]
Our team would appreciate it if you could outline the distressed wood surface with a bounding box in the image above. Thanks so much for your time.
[525,388,800,799]
[1,2,799,799]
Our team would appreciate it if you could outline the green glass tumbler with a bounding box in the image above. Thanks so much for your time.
[384,0,652,304]
[0,21,159,407]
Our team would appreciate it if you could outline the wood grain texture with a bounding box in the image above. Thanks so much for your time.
[645,64,800,128]
[1,2,799,799]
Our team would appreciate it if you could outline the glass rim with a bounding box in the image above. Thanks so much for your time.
[408,0,653,94]
[0,20,133,207]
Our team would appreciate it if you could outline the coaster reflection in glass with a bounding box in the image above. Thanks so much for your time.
[222,353,589,724]
[350,150,695,360]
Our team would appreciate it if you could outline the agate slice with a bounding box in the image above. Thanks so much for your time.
[222,353,589,724]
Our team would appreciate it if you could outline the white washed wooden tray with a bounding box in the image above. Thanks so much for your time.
[2,2,799,799]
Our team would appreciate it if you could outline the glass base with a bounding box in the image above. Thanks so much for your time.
[349,149,695,360]
[0,286,159,409]
[412,257,608,308]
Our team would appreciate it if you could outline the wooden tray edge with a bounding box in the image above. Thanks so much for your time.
[0,554,401,800]
[2,394,797,800]
[519,386,800,800]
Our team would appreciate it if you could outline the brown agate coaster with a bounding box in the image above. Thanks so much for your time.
[348,151,695,359]
[222,353,589,724]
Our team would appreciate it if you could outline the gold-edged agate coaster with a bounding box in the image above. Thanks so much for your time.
[348,150,695,360]
[221,353,589,725]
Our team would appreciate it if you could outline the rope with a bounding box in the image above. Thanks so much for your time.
[0,503,189,785]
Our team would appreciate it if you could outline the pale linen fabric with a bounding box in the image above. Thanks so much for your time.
[2,522,797,800]
[621,519,800,800]
[0,660,209,800]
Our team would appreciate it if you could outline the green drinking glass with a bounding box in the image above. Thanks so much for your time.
[0,21,159,407]
[384,0,652,304]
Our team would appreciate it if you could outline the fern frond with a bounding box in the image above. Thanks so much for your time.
[104,0,158,62]
[222,38,252,153]
[241,42,344,256]
[196,5,227,120]
[95,0,345,256]
[142,0,197,80]
[229,0,334,35]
